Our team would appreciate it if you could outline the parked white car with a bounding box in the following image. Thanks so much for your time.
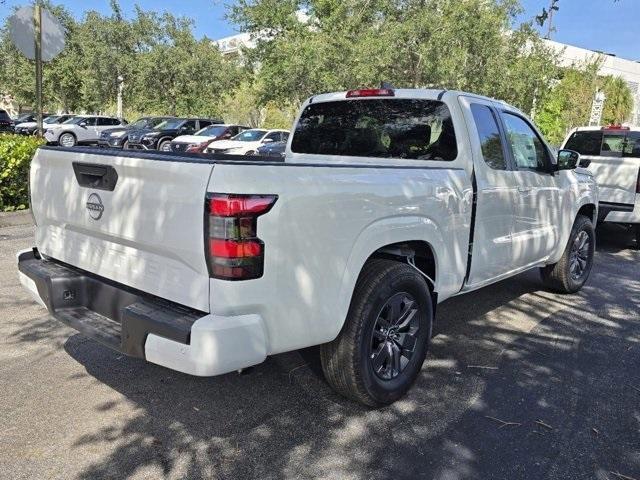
[44,115,126,147]
[171,124,249,154]
[205,128,289,155]
[562,125,640,247]
[19,88,597,406]
[14,114,76,135]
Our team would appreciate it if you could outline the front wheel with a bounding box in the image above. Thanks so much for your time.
[158,140,172,152]
[320,259,433,407]
[541,215,595,293]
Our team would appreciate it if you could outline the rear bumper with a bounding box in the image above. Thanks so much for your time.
[17,249,268,376]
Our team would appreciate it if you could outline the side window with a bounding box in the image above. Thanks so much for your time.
[96,118,109,126]
[624,132,640,158]
[502,113,549,171]
[265,132,281,142]
[282,132,290,142]
[470,104,507,170]
[564,131,602,156]
[182,120,197,132]
[601,132,625,157]
[199,120,213,129]
[84,117,97,126]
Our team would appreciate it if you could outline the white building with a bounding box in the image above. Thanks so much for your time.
[544,39,640,125]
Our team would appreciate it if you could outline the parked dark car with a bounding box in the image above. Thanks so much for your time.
[170,124,249,153]
[128,118,222,151]
[98,116,173,149]
[256,140,287,158]
[0,109,12,133]
[14,114,75,135]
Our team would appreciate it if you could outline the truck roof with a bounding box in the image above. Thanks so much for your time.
[306,88,522,115]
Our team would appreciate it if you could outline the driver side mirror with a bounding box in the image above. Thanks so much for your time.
[557,149,581,170]
[262,138,273,144]
[79,121,87,128]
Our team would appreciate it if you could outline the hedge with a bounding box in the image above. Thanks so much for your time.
[0,134,45,212]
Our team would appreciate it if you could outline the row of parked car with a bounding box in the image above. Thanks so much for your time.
[2,110,290,158]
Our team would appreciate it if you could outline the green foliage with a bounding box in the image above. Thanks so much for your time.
[0,134,44,212]
[229,0,559,115]
[536,60,634,145]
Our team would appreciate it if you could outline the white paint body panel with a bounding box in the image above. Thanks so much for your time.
[25,89,598,376]
[30,148,214,312]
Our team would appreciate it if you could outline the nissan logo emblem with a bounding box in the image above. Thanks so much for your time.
[86,193,104,220]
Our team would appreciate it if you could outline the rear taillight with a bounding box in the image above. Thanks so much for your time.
[205,193,277,280]
[636,168,640,194]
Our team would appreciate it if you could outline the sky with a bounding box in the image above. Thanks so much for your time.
[1,0,638,61]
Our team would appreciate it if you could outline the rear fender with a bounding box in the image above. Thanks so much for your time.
[333,216,446,339]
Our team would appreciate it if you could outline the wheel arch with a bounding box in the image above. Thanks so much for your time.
[332,216,447,342]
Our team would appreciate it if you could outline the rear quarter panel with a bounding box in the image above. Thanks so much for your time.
[208,162,471,355]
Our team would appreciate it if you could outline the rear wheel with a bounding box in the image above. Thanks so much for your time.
[320,259,433,406]
[59,132,76,147]
[541,215,595,293]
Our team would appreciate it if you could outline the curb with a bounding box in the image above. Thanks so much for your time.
[0,210,33,228]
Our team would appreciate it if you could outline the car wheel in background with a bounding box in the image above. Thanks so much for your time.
[245,150,256,155]
[320,259,433,406]
[122,140,129,150]
[540,214,595,293]
[59,132,77,147]
[158,140,172,152]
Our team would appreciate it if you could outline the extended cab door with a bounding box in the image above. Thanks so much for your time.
[498,111,560,267]
[459,96,517,286]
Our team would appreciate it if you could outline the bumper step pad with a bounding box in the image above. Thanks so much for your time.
[18,249,203,358]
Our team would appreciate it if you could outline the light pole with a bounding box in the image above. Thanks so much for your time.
[116,75,124,120]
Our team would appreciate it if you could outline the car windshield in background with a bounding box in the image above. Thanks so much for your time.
[232,130,267,142]
[43,116,61,123]
[0,110,11,121]
[196,125,227,137]
[155,119,185,130]
[63,117,88,125]
[291,99,458,160]
[132,117,171,129]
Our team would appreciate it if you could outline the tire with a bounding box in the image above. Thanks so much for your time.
[122,140,129,150]
[320,259,433,407]
[59,132,77,147]
[158,140,172,152]
[541,215,595,294]
[245,150,256,156]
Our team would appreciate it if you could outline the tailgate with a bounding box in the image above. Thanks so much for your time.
[30,148,214,312]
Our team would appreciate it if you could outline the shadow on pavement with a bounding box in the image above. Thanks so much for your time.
[50,226,640,479]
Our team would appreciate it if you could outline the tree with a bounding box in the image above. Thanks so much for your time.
[601,76,633,125]
[229,0,558,116]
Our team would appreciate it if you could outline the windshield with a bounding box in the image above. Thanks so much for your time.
[15,114,33,122]
[155,119,185,130]
[43,116,61,124]
[232,129,267,142]
[196,125,227,137]
[132,117,170,129]
[63,117,88,125]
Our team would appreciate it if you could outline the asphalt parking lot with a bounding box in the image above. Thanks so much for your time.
[1,213,639,480]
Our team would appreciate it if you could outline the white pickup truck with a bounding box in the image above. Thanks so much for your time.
[562,125,640,247]
[18,88,598,406]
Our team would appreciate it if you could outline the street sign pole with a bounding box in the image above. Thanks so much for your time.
[34,3,43,136]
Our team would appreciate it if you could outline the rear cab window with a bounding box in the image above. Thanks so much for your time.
[564,131,602,156]
[564,128,640,158]
[291,99,457,161]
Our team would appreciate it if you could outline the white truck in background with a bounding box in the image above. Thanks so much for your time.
[562,125,640,248]
[18,88,597,406]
